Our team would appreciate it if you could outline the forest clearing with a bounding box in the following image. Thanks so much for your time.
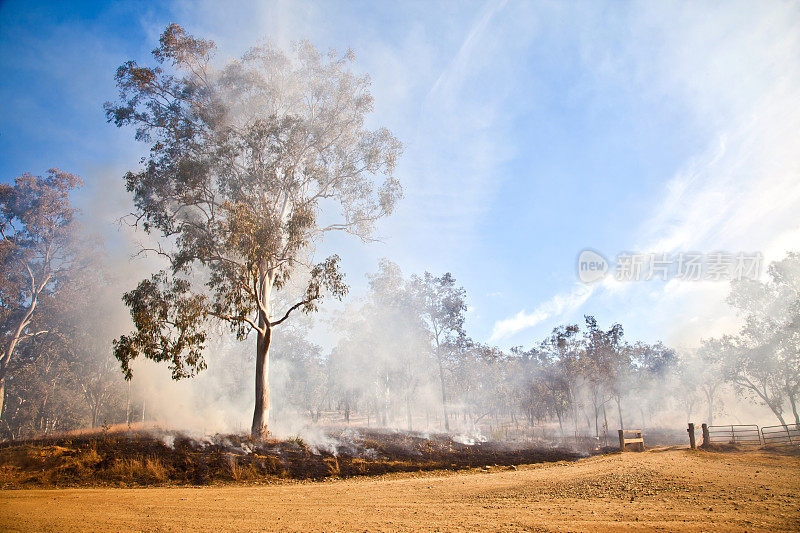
[1,446,798,532]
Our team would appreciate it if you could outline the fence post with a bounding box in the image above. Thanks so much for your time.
[701,423,709,447]
[688,423,696,449]
[618,429,625,451]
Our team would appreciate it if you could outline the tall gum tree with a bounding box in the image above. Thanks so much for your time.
[106,25,402,439]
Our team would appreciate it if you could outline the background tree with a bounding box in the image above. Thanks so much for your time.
[726,252,800,425]
[106,25,402,438]
[581,316,622,438]
[674,355,700,423]
[329,260,431,429]
[538,325,580,436]
[453,342,513,431]
[630,341,675,429]
[271,325,326,421]
[692,338,727,425]
[0,169,83,425]
[0,278,130,439]
[0,329,82,439]
[555,326,585,438]
[706,252,800,426]
[411,272,466,431]
[724,327,789,425]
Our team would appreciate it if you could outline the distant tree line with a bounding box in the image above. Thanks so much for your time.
[272,255,800,438]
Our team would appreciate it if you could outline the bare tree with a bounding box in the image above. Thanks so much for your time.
[105,25,402,438]
[0,169,83,424]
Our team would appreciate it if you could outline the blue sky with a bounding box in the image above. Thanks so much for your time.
[2,0,799,352]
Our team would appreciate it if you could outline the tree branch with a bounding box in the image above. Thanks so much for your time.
[269,298,313,328]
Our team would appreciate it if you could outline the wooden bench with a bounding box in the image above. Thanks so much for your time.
[618,429,644,451]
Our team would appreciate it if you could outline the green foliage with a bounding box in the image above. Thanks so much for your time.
[113,273,208,380]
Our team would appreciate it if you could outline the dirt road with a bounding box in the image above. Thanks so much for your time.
[1,448,797,532]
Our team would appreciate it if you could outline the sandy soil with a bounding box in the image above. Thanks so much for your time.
[0,447,797,532]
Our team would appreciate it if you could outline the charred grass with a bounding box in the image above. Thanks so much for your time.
[0,428,582,488]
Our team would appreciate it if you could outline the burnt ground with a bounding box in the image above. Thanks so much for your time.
[0,427,583,488]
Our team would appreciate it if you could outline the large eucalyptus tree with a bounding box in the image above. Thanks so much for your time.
[106,25,402,438]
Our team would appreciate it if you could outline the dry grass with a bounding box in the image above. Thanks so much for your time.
[106,455,169,483]
[0,428,583,488]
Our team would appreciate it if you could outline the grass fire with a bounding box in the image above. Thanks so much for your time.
[1,1,799,531]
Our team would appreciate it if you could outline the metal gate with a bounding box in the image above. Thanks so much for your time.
[760,424,800,447]
[706,424,762,445]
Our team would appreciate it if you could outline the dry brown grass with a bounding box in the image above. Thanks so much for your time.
[0,428,582,488]
[105,455,169,483]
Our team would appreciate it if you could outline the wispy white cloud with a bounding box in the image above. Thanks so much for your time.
[489,284,592,341]
[426,0,508,104]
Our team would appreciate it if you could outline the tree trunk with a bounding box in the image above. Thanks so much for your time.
[788,390,800,427]
[435,348,449,431]
[372,394,380,426]
[126,382,131,425]
[406,394,412,432]
[704,387,715,425]
[785,376,799,426]
[0,377,5,428]
[750,380,786,427]
[251,326,272,439]
[0,294,40,429]
[573,409,579,438]
[382,372,390,425]
[615,395,624,431]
